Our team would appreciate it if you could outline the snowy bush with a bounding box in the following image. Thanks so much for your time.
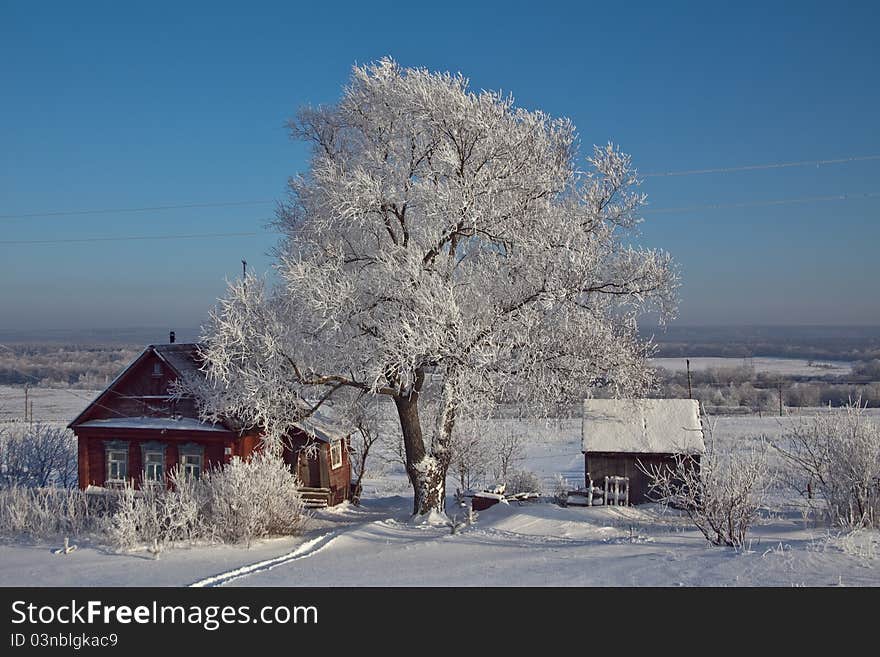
[0,486,111,540]
[105,470,207,550]
[643,420,772,548]
[0,422,78,489]
[1,452,309,549]
[552,474,571,505]
[201,452,307,546]
[505,470,542,495]
[107,453,308,550]
[777,399,880,528]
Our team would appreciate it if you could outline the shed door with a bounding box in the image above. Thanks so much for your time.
[297,451,321,487]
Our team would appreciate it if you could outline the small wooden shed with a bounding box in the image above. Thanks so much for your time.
[581,398,704,505]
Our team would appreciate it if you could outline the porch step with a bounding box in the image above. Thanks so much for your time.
[299,487,332,509]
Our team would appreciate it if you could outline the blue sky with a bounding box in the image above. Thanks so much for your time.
[1,1,878,331]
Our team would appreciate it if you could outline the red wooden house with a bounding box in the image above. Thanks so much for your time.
[68,338,351,507]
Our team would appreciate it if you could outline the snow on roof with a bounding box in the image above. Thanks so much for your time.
[581,398,704,455]
[78,416,232,433]
[293,410,347,443]
[152,343,204,379]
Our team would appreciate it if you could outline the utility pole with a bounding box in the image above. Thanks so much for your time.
[24,383,29,422]
[242,259,247,278]
[686,359,693,400]
[778,379,784,417]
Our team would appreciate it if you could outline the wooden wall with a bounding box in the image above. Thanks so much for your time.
[585,452,691,504]
[77,432,229,488]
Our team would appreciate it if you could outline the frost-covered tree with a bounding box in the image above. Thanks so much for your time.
[490,428,526,484]
[643,418,772,548]
[193,58,678,516]
[777,399,880,528]
[449,427,491,494]
[339,392,391,504]
[0,422,77,489]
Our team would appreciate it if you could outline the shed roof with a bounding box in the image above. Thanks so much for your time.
[581,398,704,455]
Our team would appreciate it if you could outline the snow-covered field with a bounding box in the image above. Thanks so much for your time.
[0,385,101,425]
[650,356,852,376]
[1,385,879,587]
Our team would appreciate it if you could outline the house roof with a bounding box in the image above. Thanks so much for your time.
[69,342,349,442]
[77,417,231,432]
[581,398,705,455]
[67,343,215,430]
[151,343,204,380]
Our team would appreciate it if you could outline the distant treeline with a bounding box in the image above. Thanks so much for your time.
[655,342,880,361]
[649,325,880,361]
[653,363,880,409]
[2,342,879,409]
[0,344,139,389]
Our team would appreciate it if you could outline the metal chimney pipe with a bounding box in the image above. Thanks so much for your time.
[169,331,176,344]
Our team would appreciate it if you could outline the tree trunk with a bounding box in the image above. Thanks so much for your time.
[394,392,448,516]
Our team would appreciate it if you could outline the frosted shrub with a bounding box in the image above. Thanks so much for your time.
[105,475,207,551]
[552,474,571,505]
[0,486,110,540]
[777,399,880,528]
[644,421,772,548]
[105,483,155,550]
[201,452,307,546]
[0,422,77,489]
[506,470,542,495]
[107,455,307,550]
[1,453,307,548]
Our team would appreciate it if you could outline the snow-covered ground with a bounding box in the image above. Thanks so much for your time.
[1,384,878,586]
[650,356,852,376]
[0,385,101,425]
[2,497,877,587]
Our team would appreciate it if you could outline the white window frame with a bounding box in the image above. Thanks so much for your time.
[179,444,204,480]
[105,442,129,486]
[142,445,165,485]
[330,439,343,470]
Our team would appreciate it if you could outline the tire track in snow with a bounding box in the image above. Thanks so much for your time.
[188,530,340,588]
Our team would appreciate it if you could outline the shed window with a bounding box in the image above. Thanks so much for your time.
[106,449,128,484]
[330,440,343,470]
[143,449,165,483]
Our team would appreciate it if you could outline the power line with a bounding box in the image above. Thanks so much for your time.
[2,191,878,244]
[0,200,275,220]
[645,191,880,215]
[2,152,878,222]
[0,231,264,245]
[641,154,880,178]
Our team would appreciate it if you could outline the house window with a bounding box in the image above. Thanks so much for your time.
[181,453,202,479]
[105,442,129,485]
[179,444,204,479]
[142,445,165,484]
[152,362,163,377]
[330,440,343,470]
